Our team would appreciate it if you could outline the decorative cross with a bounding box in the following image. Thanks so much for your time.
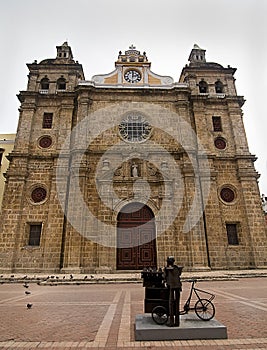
[129,44,136,50]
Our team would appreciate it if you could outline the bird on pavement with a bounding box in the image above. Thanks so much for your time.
[26,303,32,309]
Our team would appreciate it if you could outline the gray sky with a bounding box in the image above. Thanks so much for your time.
[1,0,266,194]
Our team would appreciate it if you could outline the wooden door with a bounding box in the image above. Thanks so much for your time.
[117,203,157,270]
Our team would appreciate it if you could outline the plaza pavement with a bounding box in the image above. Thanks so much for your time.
[0,269,267,349]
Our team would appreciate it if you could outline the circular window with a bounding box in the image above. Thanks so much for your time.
[39,136,52,148]
[220,187,235,203]
[214,137,226,150]
[31,187,47,203]
[119,114,151,143]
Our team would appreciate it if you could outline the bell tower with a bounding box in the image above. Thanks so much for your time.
[179,44,266,269]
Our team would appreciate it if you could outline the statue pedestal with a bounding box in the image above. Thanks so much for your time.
[135,313,227,341]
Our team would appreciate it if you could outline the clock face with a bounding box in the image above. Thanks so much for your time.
[124,70,141,83]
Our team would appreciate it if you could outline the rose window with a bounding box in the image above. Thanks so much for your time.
[31,187,47,203]
[119,114,151,142]
[220,187,235,203]
[39,136,52,148]
[214,137,226,150]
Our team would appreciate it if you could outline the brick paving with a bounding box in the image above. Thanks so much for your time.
[0,274,266,349]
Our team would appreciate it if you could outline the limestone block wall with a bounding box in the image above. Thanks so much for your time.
[58,90,211,272]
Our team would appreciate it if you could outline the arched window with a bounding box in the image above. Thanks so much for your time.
[0,148,4,166]
[40,78,49,93]
[57,77,66,90]
[215,81,224,93]
[199,80,208,93]
[40,78,49,91]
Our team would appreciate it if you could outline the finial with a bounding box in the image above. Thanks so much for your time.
[129,44,136,50]
[193,44,203,50]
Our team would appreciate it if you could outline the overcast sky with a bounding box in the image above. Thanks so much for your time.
[0,0,266,195]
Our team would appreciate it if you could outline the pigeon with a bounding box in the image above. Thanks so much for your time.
[70,274,73,279]
[90,275,94,279]
[25,291,31,295]
[26,303,32,309]
[23,283,29,288]
[84,276,88,280]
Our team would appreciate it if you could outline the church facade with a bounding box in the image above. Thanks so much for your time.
[0,42,266,273]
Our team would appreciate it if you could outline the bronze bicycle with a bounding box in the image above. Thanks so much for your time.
[152,279,215,325]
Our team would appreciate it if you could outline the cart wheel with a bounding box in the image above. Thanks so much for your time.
[194,298,215,321]
[152,306,168,325]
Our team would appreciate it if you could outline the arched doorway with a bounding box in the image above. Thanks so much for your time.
[117,202,157,270]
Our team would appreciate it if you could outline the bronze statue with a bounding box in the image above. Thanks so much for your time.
[163,256,183,326]
[141,261,216,327]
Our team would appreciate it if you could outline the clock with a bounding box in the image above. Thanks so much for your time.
[124,70,141,83]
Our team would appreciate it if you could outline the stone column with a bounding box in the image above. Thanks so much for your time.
[182,154,210,270]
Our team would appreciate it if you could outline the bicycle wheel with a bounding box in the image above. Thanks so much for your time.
[194,298,215,321]
[152,306,168,325]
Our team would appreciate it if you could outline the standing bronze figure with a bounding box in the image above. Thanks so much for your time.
[163,256,183,327]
